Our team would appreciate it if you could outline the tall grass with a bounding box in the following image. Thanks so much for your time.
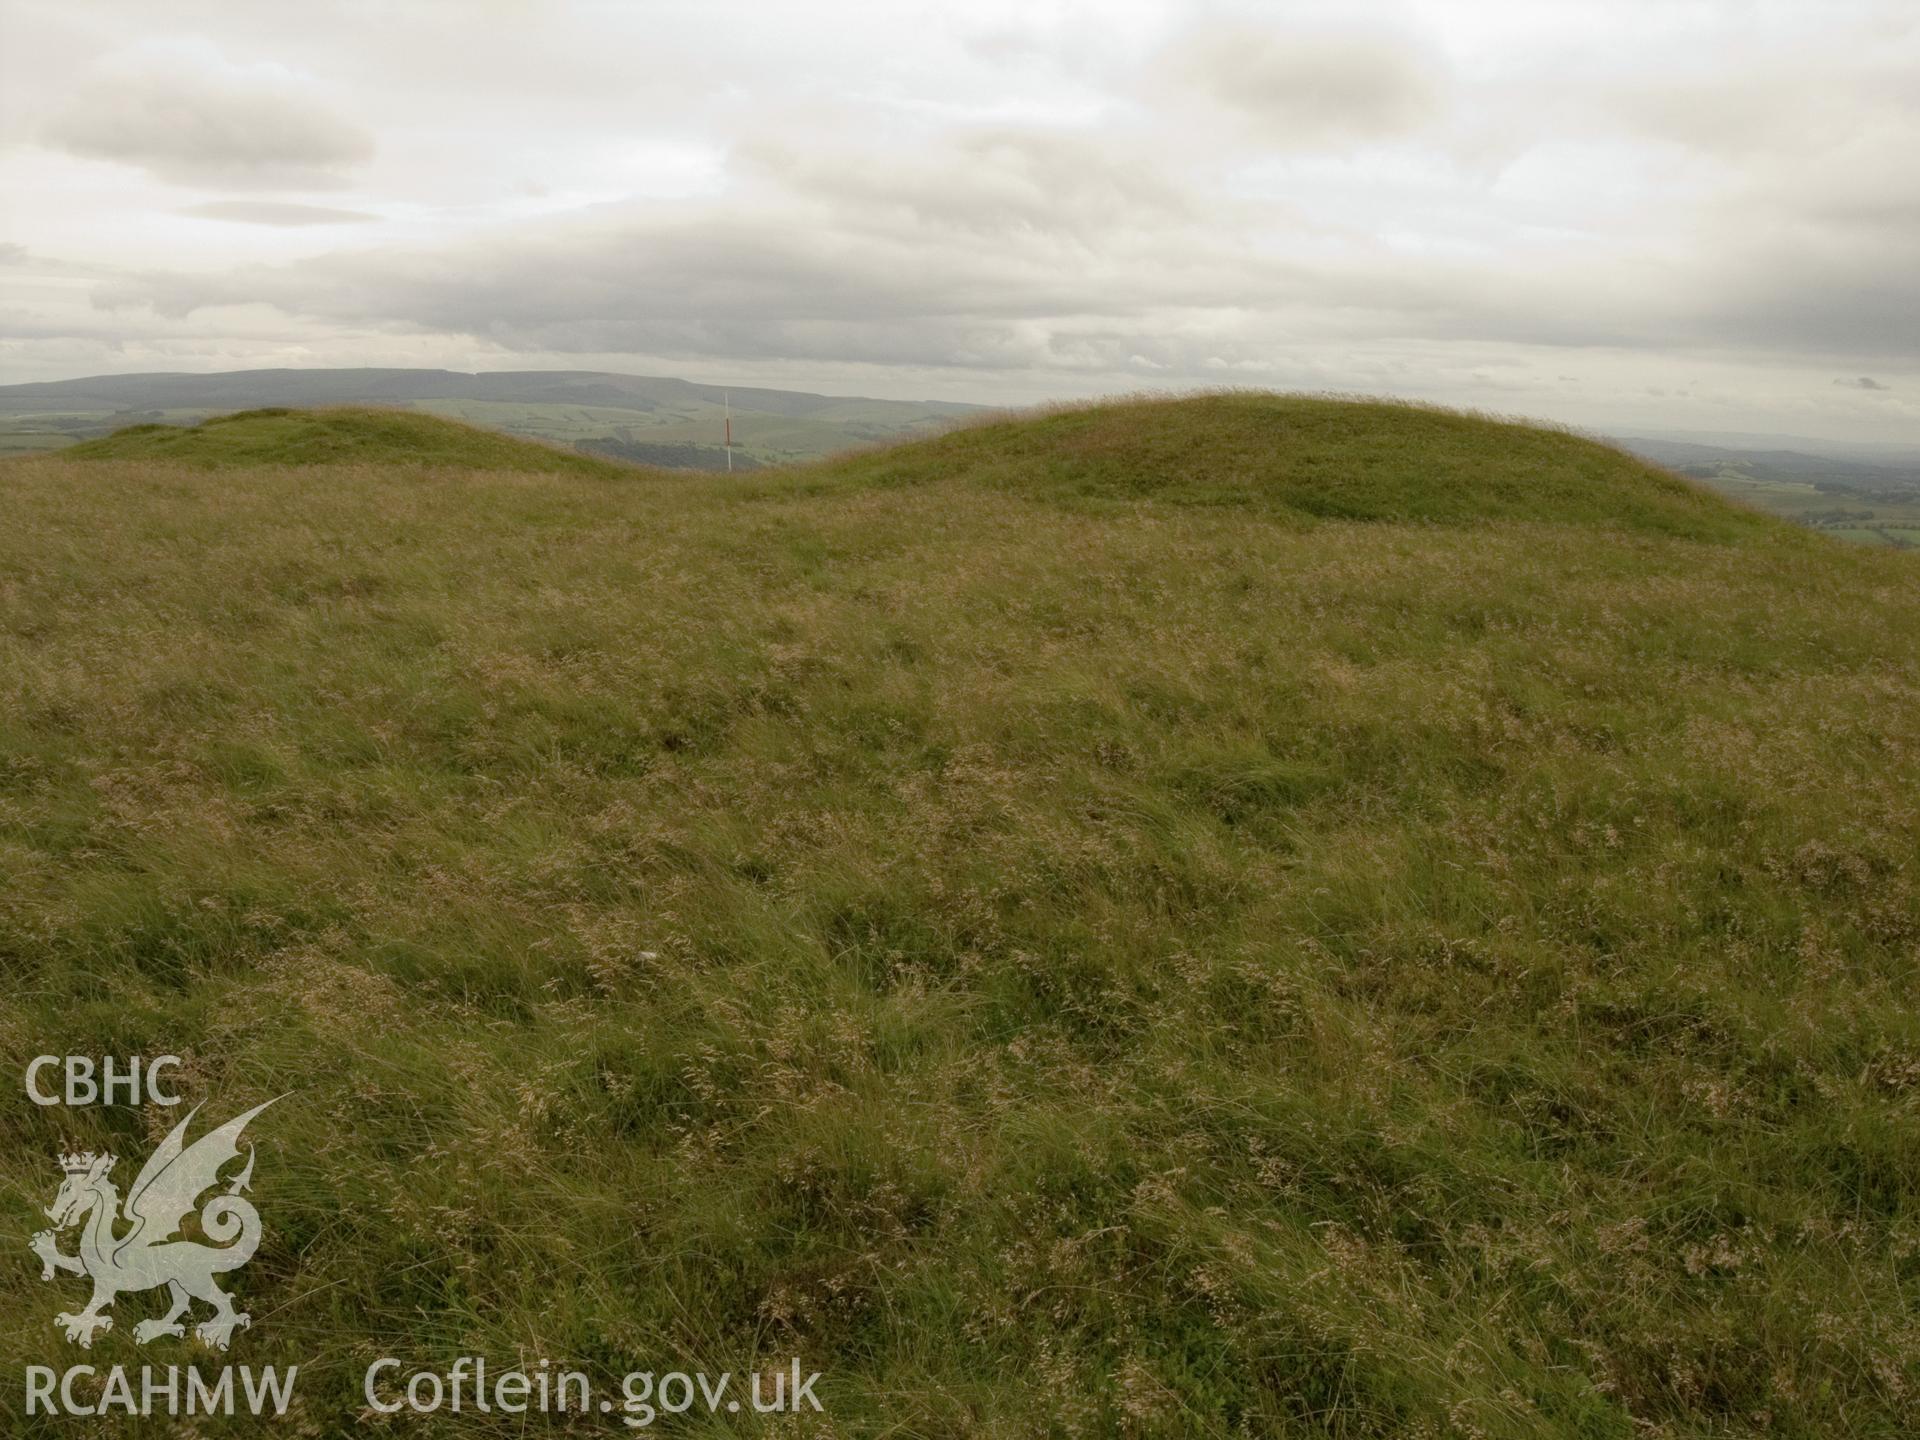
[1,396,1915,1436]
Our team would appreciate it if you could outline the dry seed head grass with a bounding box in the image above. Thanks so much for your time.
[1,394,1916,1436]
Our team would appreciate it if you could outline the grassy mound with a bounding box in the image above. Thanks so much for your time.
[832,393,1776,540]
[62,405,634,475]
[3,396,1915,1436]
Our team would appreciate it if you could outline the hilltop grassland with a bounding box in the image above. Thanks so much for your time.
[2,395,1917,1437]
[58,406,634,477]
[0,368,983,468]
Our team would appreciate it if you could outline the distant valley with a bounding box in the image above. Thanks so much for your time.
[0,367,985,471]
[1611,434,1920,548]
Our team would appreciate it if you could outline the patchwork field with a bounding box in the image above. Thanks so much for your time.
[1615,439,1920,549]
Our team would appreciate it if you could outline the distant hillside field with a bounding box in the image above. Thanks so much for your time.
[1614,436,1920,549]
[0,366,981,472]
[4,395,1917,1436]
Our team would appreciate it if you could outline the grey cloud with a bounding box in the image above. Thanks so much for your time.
[0,245,119,278]
[86,167,1910,382]
[1170,23,1440,147]
[90,180,1374,378]
[82,143,1920,382]
[1836,376,1891,390]
[42,65,373,188]
[1618,44,1919,160]
[89,129,1318,373]
[737,129,1193,241]
[1622,71,1836,158]
[1679,231,1920,360]
[181,201,376,226]
[1738,131,1920,250]
[91,203,1281,372]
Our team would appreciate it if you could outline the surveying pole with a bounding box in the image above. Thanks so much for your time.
[724,391,733,473]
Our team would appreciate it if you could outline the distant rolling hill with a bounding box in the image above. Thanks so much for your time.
[9,369,1916,544]
[0,367,985,469]
[56,406,637,475]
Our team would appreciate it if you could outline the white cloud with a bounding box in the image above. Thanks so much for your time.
[39,44,372,188]
[180,202,377,226]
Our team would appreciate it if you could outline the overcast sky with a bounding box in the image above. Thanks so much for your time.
[1,0,1915,440]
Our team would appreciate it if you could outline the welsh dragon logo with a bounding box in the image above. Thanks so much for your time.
[30,1100,276,1351]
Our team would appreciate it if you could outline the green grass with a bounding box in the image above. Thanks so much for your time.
[3,394,1917,1437]
[59,406,637,476]
[833,395,1771,537]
